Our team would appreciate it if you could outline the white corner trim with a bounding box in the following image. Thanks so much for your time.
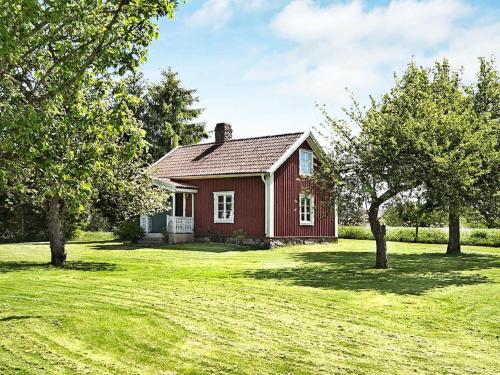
[268,131,310,174]
[269,172,274,237]
[261,173,275,237]
[261,174,269,236]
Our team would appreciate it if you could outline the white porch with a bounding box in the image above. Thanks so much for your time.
[140,178,197,243]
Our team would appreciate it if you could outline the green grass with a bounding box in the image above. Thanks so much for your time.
[0,239,499,374]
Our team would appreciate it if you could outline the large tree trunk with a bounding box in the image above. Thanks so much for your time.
[447,210,461,255]
[368,204,388,269]
[48,197,66,266]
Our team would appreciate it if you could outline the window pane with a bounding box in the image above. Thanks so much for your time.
[226,202,232,211]
[225,210,231,219]
[218,195,224,204]
[218,210,224,219]
[218,203,224,210]
[226,195,232,203]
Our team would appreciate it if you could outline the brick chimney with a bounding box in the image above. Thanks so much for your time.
[215,123,233,143]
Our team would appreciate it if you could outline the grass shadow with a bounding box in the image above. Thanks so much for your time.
[91,241,247,253]
[0,261,117,273]
[0,315,41,322]
[68,240,118,245]
[247,251,500,295]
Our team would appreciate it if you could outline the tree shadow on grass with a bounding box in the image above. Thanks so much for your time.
[0,315,41,322]
[0,261,116,274]
[246,251,500,295]
[90,242,246,253]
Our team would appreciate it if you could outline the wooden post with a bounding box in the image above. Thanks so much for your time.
[183,193,186,217]
[172,193,176,234]
[191,193,195,232]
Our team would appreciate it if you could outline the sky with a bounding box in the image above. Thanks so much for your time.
[141,0,500,140]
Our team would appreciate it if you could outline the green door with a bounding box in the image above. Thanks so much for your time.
[151,211,167,233]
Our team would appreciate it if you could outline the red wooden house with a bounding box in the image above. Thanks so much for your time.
[140,123,338,246]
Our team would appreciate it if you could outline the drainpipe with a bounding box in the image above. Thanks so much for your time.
[261,173,274,238]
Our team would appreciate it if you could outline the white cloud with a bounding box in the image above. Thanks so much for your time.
[246,0,499,106]
[188,0,233,27]
[187,0,267,28]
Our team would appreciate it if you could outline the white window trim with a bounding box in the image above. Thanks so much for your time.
[299,194,315,226]
[299,149,314,176]
[213,191,235,224]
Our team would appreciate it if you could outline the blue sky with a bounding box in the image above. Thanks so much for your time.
[141,0,500,140]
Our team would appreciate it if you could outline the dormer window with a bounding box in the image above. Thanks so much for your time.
[299,149,313,176]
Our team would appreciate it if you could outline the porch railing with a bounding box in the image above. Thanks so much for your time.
[140,215,152,233]
[166,216,194,234]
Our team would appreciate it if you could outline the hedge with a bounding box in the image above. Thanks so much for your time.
[339,226,500,247]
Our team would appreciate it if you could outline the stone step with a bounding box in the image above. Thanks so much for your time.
[138,238,164,247]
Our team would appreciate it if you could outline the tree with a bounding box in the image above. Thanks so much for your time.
[129,69,207,161]
[420,60,497,255]
[470,58,500,229]
[0,1,178,265]
[383,195,446,241]
[313,63,434,268]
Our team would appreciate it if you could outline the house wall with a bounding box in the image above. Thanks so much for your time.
[182,176,266,238]
[274,141,336,237]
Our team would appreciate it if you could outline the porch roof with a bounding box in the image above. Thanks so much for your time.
[154,177,198,192]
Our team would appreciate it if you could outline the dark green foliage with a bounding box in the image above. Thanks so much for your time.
[127,70,207,161]
[115,220,145,243]
[383,202,446,228]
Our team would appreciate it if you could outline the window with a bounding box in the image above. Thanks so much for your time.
[299,149,313,176]
[299,194,314,225]
[213,191,235,223]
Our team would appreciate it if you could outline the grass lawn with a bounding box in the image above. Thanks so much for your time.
[0,239,499,374]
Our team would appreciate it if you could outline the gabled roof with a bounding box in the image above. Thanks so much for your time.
[151,131,319,179]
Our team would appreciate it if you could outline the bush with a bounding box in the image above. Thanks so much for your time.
[462,229,500,247]
[340,226,499,247]
[339,226,373,240]
[115,220,145,243]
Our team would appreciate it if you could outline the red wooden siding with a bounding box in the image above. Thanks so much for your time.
[274,141,335,237]
[183,177,265,237]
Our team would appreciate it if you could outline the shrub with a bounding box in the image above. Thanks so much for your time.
[462,229,500,247]
[339,226,373,240]
[115,220,145,243]
[339,226,499,247]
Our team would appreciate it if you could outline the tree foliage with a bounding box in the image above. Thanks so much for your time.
[126,69,207,161]
[418,60,498,254]
[314,62,434,268]
[0,0,178,265]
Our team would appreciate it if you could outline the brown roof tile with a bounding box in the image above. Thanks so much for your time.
[152,132,304,178]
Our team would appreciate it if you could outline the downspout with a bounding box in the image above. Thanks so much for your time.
[261,174,269,237]
[261,172,274,238]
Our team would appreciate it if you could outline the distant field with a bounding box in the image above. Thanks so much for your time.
[0,239,499,374]
[340,226,500,247]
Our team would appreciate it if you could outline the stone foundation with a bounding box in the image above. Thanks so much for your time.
[195,235,338,249]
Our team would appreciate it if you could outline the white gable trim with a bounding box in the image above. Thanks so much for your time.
[268,131,310,174]
[268,130,324,174]
[150,146,180,168]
